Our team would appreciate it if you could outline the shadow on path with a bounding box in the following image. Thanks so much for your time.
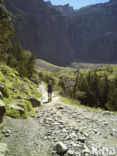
[43,101,50,104]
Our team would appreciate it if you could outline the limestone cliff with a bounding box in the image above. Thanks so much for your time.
[4,0,117,65]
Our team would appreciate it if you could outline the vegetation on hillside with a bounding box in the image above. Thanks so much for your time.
[6,41,35,78]
[0,1,41,120]
[35,59,117,112]
[0,63,41,118]
[59,69,117,111]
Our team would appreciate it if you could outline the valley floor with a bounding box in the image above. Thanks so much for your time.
[1,84,117,156]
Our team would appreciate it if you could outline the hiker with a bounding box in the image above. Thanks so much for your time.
[47,80,53,102]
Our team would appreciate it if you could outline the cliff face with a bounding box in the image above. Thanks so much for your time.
[0,0,14,59]
[46,1,74,15]
[69,0,117,63]
[4,0,74,65]
[53,4,74,15]
[4,0,117,65]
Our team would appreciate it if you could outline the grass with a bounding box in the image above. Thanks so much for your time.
[35,59,117,114]
[58,93,117,114]
[0,63,41,119]
[35,59,117,82]
[35,59,76,80]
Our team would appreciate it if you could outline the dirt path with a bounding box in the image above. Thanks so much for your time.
[0,84,117,156]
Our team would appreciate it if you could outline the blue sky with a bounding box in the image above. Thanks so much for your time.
[44,0,109,9]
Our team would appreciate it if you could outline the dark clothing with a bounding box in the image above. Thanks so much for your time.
[48,84,52,93]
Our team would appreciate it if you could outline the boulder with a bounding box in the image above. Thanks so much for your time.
[10,105,25,115]
[2,129,11,137]
[55,142,68,155]
[0,100,6,122]
[26,97,41,107]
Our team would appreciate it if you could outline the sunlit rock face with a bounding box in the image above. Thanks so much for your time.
[0,0,14,59]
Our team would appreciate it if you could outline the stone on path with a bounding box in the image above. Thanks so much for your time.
[77,136,86,143]
[65,150,75,156]
[55,142,68,154]
[2,129,11,137]
[56,106,64,110]
[111,129,117,137]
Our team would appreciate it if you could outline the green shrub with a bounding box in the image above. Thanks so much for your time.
[39,72,44,80]
[2,88,10,98]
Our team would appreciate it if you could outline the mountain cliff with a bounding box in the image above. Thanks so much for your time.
[4,0,117,65]
[46,1,74,15]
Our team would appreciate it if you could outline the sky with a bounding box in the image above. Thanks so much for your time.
[44,0,109,9]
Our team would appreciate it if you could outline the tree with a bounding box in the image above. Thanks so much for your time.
[6,41,36,77]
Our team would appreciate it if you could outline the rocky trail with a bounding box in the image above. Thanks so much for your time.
[0,84,117,156]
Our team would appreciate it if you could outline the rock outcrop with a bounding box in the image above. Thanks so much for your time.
[26,97,41,107]
[53,3,74,15]
[10,105,25,116]
[0,0,14,59]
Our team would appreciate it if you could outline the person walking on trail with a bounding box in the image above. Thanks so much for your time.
[47,80,53,102]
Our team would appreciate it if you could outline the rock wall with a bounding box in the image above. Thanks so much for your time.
[0,0,14,59]
[4,0,117,65]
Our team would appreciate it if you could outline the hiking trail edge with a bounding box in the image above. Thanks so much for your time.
[0,84,117,156]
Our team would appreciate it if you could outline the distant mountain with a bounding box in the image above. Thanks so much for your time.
[46,1,74,15]
[4,0,117,65]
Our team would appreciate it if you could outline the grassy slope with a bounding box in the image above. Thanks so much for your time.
[0,63,41,118]
[34,59,117,114]
[35,59,76,80]
[35,59,117,80]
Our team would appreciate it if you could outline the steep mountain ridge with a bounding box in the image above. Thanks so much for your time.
[4,0,117,65]
[46,1,74,15]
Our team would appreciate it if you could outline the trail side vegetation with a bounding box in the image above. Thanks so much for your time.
[0,40,42,119]
[0,63,41,118]
[36,59,117,112]
[59,68,117,111]
[6,41,36,78]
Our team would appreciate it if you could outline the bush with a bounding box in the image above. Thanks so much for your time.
[44,74,56,85]
[75,90,86,101]
[58,78,65,90]
[39,72,44,80]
